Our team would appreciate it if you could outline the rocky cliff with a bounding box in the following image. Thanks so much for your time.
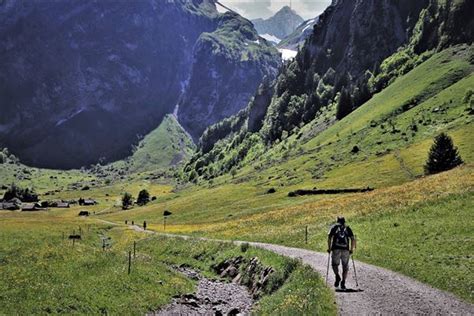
[0,0,280,169]
[178,12,281,142]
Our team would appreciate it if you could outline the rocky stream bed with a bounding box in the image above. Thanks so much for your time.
[151,257,275,316]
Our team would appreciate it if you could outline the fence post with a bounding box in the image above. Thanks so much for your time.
[133,241,136,258]
[128,251,132,275]
[305,226,308,244]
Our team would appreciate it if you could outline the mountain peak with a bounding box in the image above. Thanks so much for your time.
[252,5,304,40]
[278,5,295,13]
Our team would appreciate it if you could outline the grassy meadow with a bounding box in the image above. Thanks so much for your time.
[0,208,335,315]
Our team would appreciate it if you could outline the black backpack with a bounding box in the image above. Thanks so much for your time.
[333,225,349,248]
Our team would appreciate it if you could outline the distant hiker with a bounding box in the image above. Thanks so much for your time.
[132,220,134,225]
[327,216,356,290]
[143,221,147,230]
[125,220,128,225]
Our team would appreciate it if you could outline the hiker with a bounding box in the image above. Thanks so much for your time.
[132,220,134,225]
[125,220,128,225]
[143,221,147,230]
[327,216,356,289]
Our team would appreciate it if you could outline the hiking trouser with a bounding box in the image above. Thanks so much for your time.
[332,249,350,272]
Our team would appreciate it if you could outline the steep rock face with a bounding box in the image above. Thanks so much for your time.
[0,0,280,169]
[413,0,474,53]
[278,17,319,50]
[177,13,281,142]
[305,0,429,79]
[252,6,304,40]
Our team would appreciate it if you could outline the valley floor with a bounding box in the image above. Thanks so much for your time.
[126,225,474,315]
[100,165,474,304]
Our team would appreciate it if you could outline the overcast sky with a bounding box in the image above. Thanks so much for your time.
[219,0,332,20]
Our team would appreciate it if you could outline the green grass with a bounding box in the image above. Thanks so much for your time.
[111,115,195,173]
[0,211,335,315]
[0,163,97,196]
[0,215,193,314]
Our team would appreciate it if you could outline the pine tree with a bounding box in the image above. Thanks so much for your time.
[336,87,352,120]
[424,133,463,175]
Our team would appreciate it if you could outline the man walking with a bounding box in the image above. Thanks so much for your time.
[327,217,356,289]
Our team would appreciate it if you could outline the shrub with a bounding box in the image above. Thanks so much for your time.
[122,192,133,210]
[3,184,39,202]
[136,189,150,206]
[240,242,249,253]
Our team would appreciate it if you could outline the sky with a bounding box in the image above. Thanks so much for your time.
[219,0,332,20]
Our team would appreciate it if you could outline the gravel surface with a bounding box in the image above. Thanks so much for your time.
[124,224,474,315]
[249,242,474,315]
[152,267,253,316]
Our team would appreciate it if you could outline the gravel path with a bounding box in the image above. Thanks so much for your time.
[121,224,474,315]
[248,242,474,315]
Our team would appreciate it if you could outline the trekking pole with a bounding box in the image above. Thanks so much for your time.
[326,252,330,286]
[351,255,359,288]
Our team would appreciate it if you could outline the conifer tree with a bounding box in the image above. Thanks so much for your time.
[336,87,352,120]
[424,133,463,175]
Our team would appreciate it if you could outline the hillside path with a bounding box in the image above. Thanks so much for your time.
[124,224,473,315]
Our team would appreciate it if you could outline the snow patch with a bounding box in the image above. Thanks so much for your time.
[278,49,297,61]
[260,33,281,44]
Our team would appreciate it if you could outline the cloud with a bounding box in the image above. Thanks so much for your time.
[223,0,273,19]
[220,0,332,20]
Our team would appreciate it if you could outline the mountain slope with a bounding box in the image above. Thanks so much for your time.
[252,6,304,42]
[278,17,319,50]
[186,43,473,184]
[186,0,473,180]
[0,0,280,169]
[112,115,195,174]
[177,12,281,142]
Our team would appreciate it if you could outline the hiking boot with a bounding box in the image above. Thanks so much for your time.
[334,274,341,288]
[341,280,346,290]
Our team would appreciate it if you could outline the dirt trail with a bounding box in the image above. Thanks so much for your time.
[123,224,474,315]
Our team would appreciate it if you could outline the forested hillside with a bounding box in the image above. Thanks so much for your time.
[185,0,474,181]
